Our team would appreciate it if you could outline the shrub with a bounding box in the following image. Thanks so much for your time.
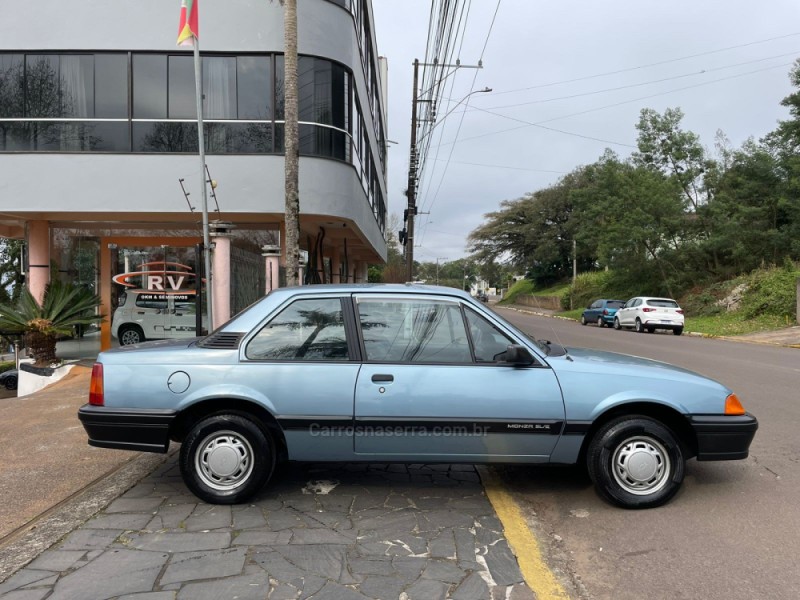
[739,263,799,319]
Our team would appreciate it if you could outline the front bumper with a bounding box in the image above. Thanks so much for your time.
[78,404,176,453]
[689,413,758,460]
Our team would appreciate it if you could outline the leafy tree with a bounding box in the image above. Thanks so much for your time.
[0,280,103,366]
[0,238,24,304]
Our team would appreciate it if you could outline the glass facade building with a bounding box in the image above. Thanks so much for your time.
[0,0,389,351]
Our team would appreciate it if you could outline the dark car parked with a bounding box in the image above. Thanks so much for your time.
[581,299,626,328]
[0,368,18,390]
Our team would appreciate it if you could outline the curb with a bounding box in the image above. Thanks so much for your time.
[0,447,176,583]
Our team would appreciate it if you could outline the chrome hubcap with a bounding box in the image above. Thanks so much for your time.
[612,435,670,495]
[195,430,254,491]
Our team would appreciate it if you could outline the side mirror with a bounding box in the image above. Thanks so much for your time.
[504,344,535,366]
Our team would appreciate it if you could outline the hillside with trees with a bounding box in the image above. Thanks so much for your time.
[467,60,800,313]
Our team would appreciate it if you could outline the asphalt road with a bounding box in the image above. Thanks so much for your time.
[494,307,800,600]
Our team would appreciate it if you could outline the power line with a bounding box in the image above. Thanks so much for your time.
[418,0,502,246]
[483,50,800,110]
[431,60,793,151]
[491,31,800,96]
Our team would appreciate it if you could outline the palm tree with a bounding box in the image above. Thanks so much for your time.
[0,280,103,366]
[282,0,300,286]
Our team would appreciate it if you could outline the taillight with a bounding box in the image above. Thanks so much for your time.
[642,307,656,312]
[677,309,684,314]
[725,393,745,415]
[603,309,609,315]
[89,363,104,406]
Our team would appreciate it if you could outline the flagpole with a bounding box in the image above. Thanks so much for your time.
[192,38,213,333]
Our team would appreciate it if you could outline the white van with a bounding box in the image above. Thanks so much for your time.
[111,289,205,345]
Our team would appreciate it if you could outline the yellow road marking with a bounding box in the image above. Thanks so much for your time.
[479,467,570,599]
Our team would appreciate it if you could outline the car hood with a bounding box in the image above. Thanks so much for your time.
[554,346,723,385]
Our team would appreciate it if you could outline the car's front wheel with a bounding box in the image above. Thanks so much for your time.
[118,325,145,346]
[179,414,274,504]
[613,317,621,330]
[580,315,587,326]
[587,415,685,509]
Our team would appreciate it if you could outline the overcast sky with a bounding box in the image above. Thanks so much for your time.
[371,0,800,264]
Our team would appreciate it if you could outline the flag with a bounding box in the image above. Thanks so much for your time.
[177,0,199,47]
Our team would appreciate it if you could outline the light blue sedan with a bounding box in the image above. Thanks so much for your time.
[79,284,757,509]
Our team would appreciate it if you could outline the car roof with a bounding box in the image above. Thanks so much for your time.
[266,283,473,301]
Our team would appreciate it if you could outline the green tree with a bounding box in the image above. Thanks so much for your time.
[0,280,103,366]
[0,238,24,304]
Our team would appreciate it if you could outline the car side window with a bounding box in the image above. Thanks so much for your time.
[464,308,515,363]
[135,293,168,311]
[245,298,349,361]
[357,298,471,363]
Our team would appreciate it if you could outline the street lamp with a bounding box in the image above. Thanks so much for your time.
[417,87,492,144]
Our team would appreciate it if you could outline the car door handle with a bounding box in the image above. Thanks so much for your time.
[371,374,394,383]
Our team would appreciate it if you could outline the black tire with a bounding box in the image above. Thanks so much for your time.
[4,376,17,390]
[597,317,605,327]
[647,327,655,334]
[634,318,645,333]
[613,317,621,330]
[118,325,145,346]
[580,315,587,326]
[673,327,683,336]
[179,414,274,504]
[587,415,685,509]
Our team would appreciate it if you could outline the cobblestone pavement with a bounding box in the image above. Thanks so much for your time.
[0,457,535,600]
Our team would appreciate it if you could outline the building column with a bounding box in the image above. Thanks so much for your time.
[27,220,50,305]
[298,252,307,286]
[330,247,341,283]
[355,261,369,283]
[262,244,281,293]
[210,222,234,329]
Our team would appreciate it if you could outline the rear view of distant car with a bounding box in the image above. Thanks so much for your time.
[614,296,685,335]
[581,299,625,328]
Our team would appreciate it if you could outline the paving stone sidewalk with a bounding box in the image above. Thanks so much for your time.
[0,457,535,600]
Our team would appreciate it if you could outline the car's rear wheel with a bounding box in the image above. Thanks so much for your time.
[597,317,604,327]
[587,415,685,509]
[4,375,17,390]
[179,414,274,504]
[647,327,655,333]
[119,325,145,346]
[673,327,683,336]
[613,317,621,330]
[580,315,587,325]
[635,318,645,333]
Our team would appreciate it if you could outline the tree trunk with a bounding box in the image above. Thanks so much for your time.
[26,331,57,367]
[283,0,300,286]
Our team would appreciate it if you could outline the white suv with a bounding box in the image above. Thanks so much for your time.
[112,289,205,345]
[614,296,684,335]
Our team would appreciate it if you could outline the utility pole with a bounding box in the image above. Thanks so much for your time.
[405,59,420,282]
[436,257,447,284]
[404,59,485,282]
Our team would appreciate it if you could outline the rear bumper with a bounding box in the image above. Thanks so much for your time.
[78,404,176,453]
[689,413,758,460]
[643,319,684,329]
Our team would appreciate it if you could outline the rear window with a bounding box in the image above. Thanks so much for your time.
[607,301,625,309]
[647,299,679,308]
